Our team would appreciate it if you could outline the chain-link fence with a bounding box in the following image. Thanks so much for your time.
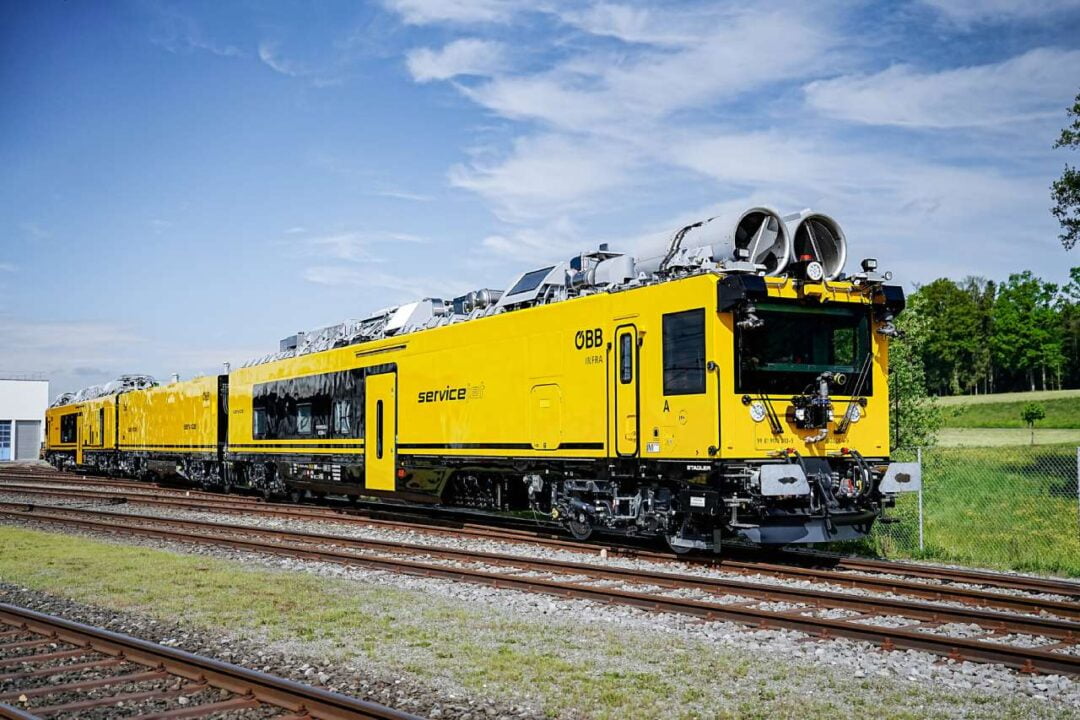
[865,445,1080,576]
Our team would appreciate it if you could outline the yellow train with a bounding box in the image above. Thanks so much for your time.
[44,208,921,549]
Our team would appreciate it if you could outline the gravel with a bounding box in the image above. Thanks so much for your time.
[3,487,1074,613]
[4,513,1079,714]
[0,584,542,719]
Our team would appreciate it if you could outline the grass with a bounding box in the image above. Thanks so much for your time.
[935,388,1080,407]
[937,428,1080,446]
[859,444,1080,577]
[1,526,1075,719]
[942,397,1080,430]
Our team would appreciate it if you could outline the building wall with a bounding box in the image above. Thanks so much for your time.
[0,378,50,460]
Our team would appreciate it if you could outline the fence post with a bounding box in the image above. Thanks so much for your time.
[918,447,924,553]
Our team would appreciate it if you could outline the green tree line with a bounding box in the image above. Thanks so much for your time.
[900,267,1080,396]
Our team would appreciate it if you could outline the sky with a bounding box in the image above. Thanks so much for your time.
[1,0,1079,399]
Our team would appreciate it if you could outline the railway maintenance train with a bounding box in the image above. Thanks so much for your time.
[44,206,920,551]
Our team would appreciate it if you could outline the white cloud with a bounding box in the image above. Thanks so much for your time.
[382,0,524,25]
[0,263,16,272]
[805,47,1080,128]
[149,7,244,58]
[479,216,585,262]
[407,39,507,82]
[449,134,640,220]
[299,230,427,262]
[460,6,833,133]
[20,222,50,239]
[303,266,475,299]
[920,0,1080,23]
[555,3,714,46]
[258,41,307,77]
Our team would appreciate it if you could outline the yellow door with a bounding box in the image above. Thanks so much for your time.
[614,325,639,456]
[75,412,84,465]
[364,372,397,492]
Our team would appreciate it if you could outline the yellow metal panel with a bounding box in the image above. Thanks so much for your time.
[364,372,396,491]
[119,376,220,452]
[224,272,892,464]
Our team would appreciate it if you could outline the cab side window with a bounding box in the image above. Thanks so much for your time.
[662,308,706,395]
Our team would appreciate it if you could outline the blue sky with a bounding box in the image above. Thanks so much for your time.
[1,0,1078,398]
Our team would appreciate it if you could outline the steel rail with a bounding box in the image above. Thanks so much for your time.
[0,604,423,720]
[3,479,1079,609]
[5,502,1078,638]
[5,468,1080,598]
[2,505,1078,676]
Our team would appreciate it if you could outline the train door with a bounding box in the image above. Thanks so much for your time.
[614,325,639,456]
[364,372,397,492]
[75,413,84,465]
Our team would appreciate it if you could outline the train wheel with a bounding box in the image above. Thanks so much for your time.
[664,534,693,555]
[567,516,593,541]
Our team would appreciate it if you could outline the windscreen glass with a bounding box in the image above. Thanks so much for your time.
[737,303,871,395]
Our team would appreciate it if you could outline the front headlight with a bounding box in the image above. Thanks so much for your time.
[846,403,862,423]
[749,401,767,423]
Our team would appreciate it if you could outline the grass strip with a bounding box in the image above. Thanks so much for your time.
[0,525,1076,719]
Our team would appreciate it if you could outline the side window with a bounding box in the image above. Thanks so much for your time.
[253,407,268,437]
[333,400,351,436]
[60,413,78,444]
[376,400,384,459]
[99,408,105,445]
[662,308,706,395]
[296,403,313,435]
[619,332,633,384]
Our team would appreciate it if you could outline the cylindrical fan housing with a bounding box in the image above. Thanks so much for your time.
[634,206,792,276]
[786,211,847,280]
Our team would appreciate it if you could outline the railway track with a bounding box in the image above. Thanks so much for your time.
[0,603,421,720]
[2,501,1079,677]
[1,474,1077,603]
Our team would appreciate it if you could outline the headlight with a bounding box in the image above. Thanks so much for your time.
[846,404,862,423]
[749,401,767,423]
[805,261,824,282]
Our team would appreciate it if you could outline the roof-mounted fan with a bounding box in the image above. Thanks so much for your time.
[785,211,847,280]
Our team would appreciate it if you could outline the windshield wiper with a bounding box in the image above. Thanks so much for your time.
[835,352,873,436]
[757,392,784,435]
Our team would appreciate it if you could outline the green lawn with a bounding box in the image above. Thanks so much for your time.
[3,526,1071,719]
[864,444,1080,577]
[937,428,1080,446]
[935,388,1080,407]
[941,396,1080,429]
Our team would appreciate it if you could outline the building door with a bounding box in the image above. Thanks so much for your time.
[613,325,639,456]
[14,421,40,460]
[364,372,397,492]
[0,422,10,462]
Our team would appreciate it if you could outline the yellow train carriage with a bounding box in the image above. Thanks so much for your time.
[226,270,905,546]
[44,401,83,467]
[117,375,226,483]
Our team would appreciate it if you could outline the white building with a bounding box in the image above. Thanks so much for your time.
[0,376,49,461]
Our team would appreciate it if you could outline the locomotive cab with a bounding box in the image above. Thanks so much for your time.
[682,273,919,548]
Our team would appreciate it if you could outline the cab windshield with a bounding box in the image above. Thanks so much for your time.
[736,303,871,395]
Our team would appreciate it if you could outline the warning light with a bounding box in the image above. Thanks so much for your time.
[396,468,407,479]
[785,447,795,455]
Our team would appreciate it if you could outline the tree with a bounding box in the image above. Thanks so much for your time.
[991,272,1063,391]
[889,291,942,450]
[959,276,996,394]
[1021,403,1046,446]
[912,279,985,395]
[1052,89,1080,250]
[1061,267,1080,387]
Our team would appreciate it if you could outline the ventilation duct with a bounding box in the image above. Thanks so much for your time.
[785,210,847,280]
[635,206,792,276]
